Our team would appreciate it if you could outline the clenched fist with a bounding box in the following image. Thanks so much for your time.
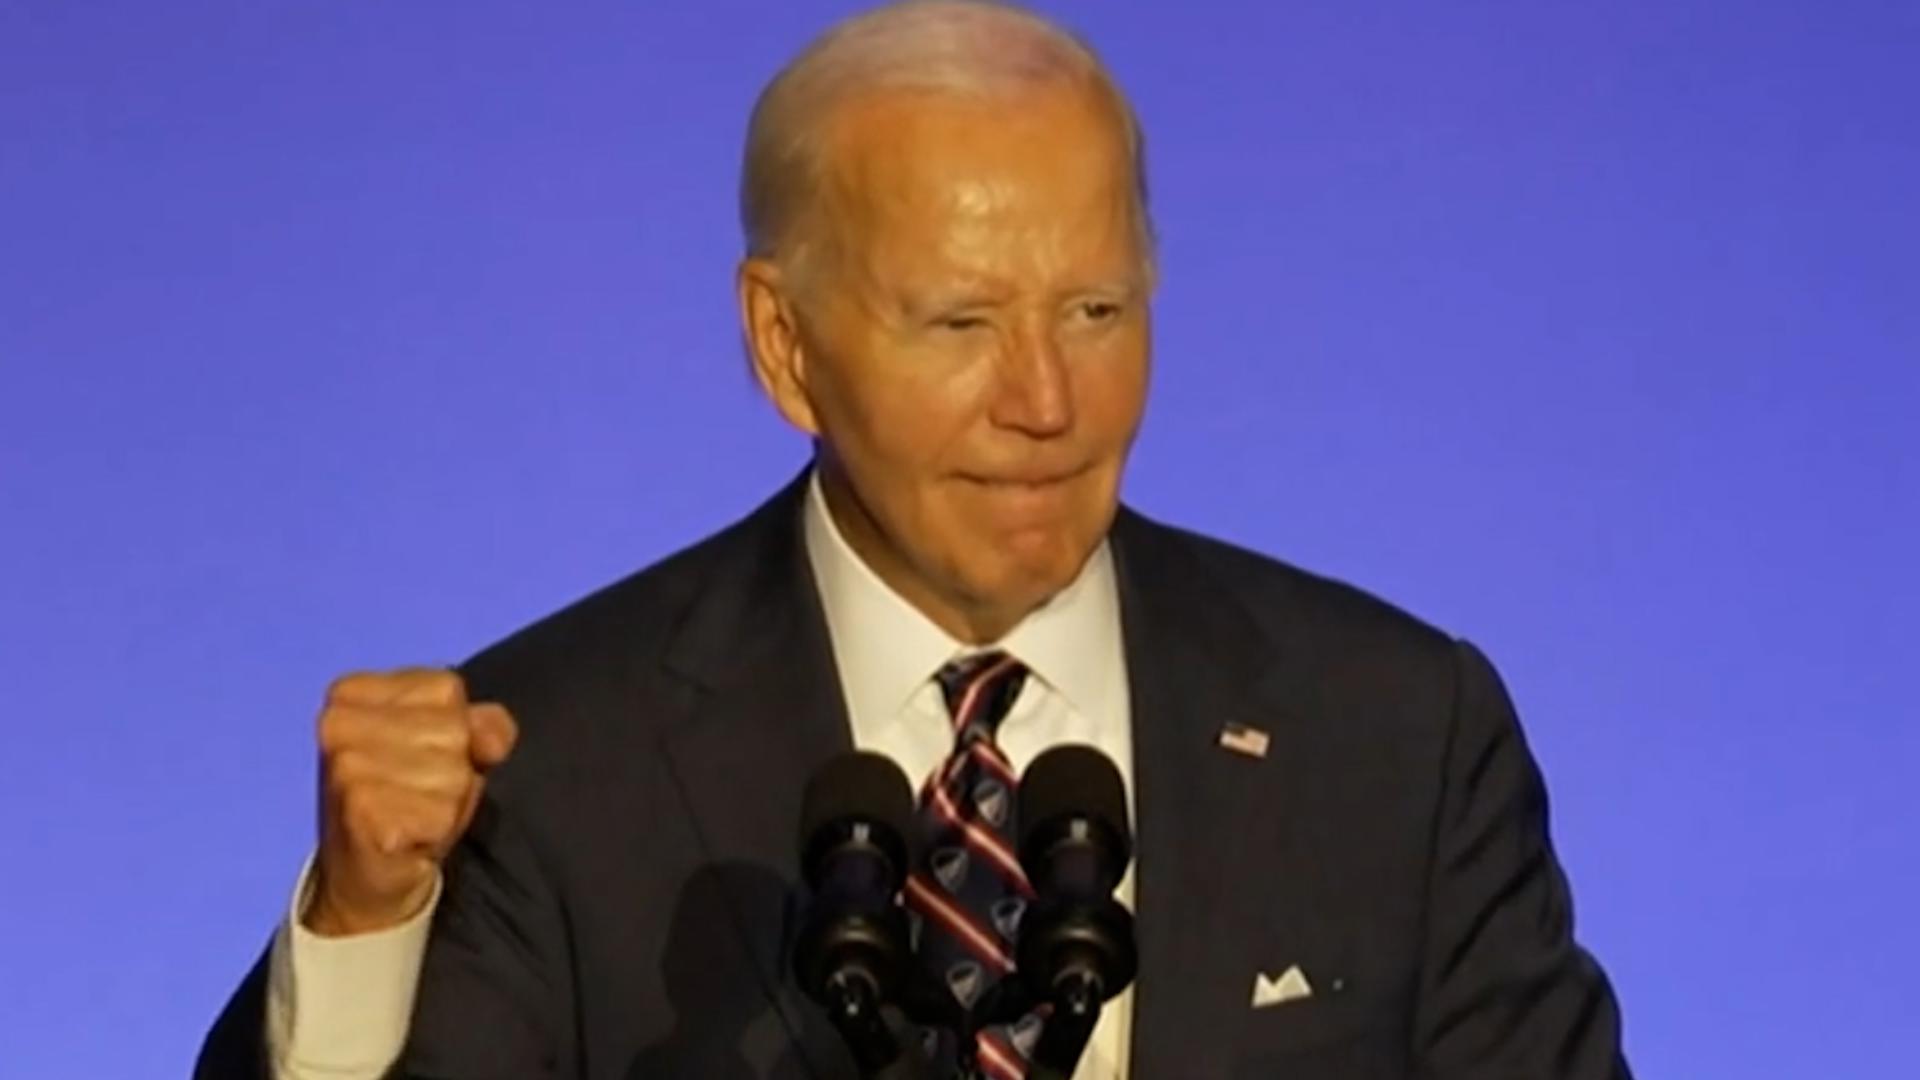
[305,668,518,936]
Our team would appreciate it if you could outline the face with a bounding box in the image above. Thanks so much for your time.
[740,81,1152,642]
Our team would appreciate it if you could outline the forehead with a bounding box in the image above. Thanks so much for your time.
[814,83,1141,276]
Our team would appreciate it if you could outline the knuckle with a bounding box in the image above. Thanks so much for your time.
[383,708,466,758]
[422,710,473,751]
[435,670,469,700]
[323,747,370,788]
[315,704,360,753]
[414,760,474,799]
[325,670,379,703]
[399,667,466,704]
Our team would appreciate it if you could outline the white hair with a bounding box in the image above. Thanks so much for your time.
[739,0,1154,273]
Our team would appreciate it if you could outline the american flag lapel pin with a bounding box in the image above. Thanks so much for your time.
[1217,721,1270,759]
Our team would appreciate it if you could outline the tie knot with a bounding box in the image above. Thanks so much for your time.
[935,651,1029,738]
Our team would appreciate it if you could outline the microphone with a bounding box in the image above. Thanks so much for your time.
[1013,744,1138,1078]
[792,751,929,1079]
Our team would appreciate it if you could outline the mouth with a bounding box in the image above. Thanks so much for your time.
[959,463,1092,490]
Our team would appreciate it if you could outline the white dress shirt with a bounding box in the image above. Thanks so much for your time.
[266,472,1136,1079]
[802,474,1136,1080]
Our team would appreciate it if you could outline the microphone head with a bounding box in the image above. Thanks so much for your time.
[1017,744,1132,885]
[798,751,917,887]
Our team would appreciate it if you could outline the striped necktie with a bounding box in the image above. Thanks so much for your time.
[905,651,1043,1079]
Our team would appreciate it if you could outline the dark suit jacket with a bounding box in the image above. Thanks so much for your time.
[198,474,1630,1079]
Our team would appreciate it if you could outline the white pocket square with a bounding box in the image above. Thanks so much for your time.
[1251,964,1314,1008]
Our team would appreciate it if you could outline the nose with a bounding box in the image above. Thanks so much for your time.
[988,320,1073,438]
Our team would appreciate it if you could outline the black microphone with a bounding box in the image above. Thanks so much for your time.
[792,751,929,1078]
[1013,744,1138,1079]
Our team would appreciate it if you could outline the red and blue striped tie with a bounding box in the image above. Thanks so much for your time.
[905,651,1043,1079]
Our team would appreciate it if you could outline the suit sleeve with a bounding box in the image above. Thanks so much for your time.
[1410,639,1633,1079]
[195,943,272,1080]
[192,797,572,1080]
[395,788,578,1079]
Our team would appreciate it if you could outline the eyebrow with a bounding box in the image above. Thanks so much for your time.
[895,282,1013,319]
[887,267,1146,320]
[1064,277,1140,297]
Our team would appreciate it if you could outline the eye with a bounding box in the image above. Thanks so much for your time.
[934,314,990,332]
[1077,299,1123,323]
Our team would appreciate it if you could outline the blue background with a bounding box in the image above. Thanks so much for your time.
[2,1,1915,1075]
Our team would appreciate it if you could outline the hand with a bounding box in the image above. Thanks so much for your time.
[304,668,518,936]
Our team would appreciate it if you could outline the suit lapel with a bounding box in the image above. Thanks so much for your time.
[1111,508,1321,1077]
[658,473,855,1076]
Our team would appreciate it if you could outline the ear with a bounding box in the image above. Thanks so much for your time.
[737,257,821,436]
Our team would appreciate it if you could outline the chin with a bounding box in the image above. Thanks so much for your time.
[964,527,1095,608]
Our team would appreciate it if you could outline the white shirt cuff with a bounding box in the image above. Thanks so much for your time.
[265,853,440,1077]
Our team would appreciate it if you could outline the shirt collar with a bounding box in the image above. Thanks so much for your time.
[801,469,1121,727]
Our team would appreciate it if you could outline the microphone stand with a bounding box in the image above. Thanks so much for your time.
[822,971,934,1080]
[1026,970,1101,1080]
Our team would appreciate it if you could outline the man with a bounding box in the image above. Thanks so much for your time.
[198,2,1630,1077]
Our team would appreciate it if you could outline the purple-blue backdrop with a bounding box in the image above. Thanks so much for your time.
[3,2,1915,1075]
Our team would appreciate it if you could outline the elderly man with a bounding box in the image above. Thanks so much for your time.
[197,2,1630,1077]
